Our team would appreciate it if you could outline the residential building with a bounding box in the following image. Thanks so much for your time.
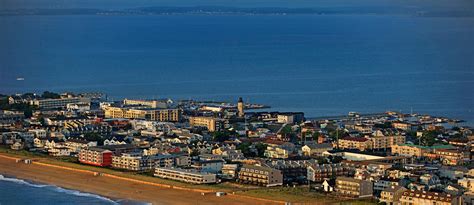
[302,143,333,156]
[123,99,169,109]
[337,137,372,151]
[400,190,457,205]
[111,153,172,171]
[392,122,417,131]
[189,116,221,132]
[154,167,217,184]
[370,135,406,150]
[380,186,407,205]
[48,147,71,156]
[78,147,113,167]
[392,144,426,157]
[103,106,180,122]
[237,164,283,187]
[458,178,474,192]
[434,149,468,166]
[31,97,90,110]
[192,160,224,174]
[65,139,97,153]
[222,164,239,179]
[307,163,349,183]
[335,177,373,198]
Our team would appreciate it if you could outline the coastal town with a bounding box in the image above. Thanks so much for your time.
[0,91,473,205]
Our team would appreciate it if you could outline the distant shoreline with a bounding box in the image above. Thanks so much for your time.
[1,6,473,17]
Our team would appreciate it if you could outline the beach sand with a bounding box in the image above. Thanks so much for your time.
[0,156,281,205]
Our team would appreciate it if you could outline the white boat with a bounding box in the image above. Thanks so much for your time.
[16,77,25,81]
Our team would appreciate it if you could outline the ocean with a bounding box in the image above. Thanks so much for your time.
[0,174,145,205]
[0,13,473,123]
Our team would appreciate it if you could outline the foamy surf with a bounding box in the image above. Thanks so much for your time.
[0,174,119,204]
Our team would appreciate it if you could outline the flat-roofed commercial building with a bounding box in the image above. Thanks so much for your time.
[237,164,283,187]
[123,99,169,109]
[31,97,90,110]
[335,177,373,198]
[189,116,221,132]
[154,167,217,184]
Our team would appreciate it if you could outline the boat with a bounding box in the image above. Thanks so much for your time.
[16,77,25,81]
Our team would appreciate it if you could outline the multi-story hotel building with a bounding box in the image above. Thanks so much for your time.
[154,167,217,184]
[103,106,181,122]
[78,147,113,167]
[335,177,373,198]
[237,164,283,187]
[189,116,221,132]
[31,97,90,110]
[400,190,458,205]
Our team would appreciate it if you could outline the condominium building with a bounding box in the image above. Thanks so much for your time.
[337,137,372,151]
[78,147,113,167]
[31,97,90,110]
[237,164,283,187]
[189,116,221,132]
[434,149,468,166]
[112,154,178,171]
[400,190,457,205]
[335,177,373,198]
[154,167,217,184]
[391,144,426,157]
[112,153,149,171]
[371,135,406,150]
[307,163,349,182]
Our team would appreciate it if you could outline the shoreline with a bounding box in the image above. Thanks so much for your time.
[0,174,128,205]
[0,154,285,205]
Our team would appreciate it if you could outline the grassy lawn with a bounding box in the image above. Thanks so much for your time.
[0,146,377,204]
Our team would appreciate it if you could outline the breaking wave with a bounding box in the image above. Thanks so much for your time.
[0,174,118,204]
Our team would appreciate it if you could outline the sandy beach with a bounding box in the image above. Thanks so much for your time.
[0,155,282,205]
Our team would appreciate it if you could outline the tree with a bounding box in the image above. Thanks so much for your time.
[255,143,267,157]
[420,130,440,146]
[237,142,256,157]
[84,133,104,145]
[212,130,235,142]
[190,149,200,157]
[42,91,61,99]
